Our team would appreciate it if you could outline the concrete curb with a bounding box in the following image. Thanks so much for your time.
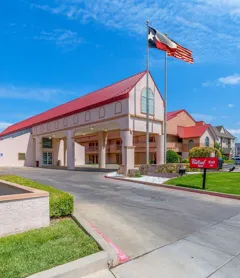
[105,175,240,201]
[73,214,120,267]
[28,251,108,278]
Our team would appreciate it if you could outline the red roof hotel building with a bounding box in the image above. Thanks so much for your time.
[0,71,165,172]
[0,71,216,171]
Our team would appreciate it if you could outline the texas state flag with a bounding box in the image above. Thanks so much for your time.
[148,26,177,53]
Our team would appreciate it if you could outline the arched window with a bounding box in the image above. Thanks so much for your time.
[205,136,210,147]
[141,88,154,115]
[188,140,194,151]
[85,111,91,122]
[99,107,105,118]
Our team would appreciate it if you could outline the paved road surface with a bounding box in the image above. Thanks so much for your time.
[2,167,240,277]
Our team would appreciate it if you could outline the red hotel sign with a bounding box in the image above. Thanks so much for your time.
[190,157,219,169]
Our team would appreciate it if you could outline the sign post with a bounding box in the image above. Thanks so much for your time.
[190,157,219,190]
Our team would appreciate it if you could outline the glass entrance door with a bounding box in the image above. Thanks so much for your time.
[43,152,53,166]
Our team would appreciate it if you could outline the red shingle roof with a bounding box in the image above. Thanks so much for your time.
[177,125,210,139]
[0,71,146,137]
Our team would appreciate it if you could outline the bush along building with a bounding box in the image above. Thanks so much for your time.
[212,126,235,158]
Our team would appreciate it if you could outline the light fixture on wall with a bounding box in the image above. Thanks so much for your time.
[90,126,94,131]
[104,129,108,132]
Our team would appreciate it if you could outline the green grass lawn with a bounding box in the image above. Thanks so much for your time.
[166,172,240,195]
[224,160,235,164]
[0,219,100,278]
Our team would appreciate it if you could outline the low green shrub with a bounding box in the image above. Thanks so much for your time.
[166,150,179,163]
[182,158,189,163]
[222,155,228,161]
[135,171,142,178]
[156,163,198,173]
[128,169,142,178]
[0,175,74,218]
[139,164,150,175]
[189,147,222,158]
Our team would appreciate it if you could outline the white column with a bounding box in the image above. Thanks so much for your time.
[120,130,133,166]
[156,134,164,165]
[98,131,107,168]
[124,146,135,176]
[75,142,85,166]
[35,136,43,167]
[54,139,64,166]
[64,138,67,167]
[66,130,75,170]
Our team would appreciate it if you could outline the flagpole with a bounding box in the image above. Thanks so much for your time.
[146,20,150,165]
[164,42,168,164]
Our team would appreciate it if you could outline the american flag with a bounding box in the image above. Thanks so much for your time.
[167,41,194,64]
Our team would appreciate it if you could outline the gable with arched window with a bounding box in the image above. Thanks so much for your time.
[205,136,210,147]
[141,88,154,115]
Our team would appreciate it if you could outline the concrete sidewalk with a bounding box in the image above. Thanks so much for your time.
[84,270,115,278]
[112,213,240,278]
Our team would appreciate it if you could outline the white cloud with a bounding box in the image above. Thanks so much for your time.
[31,0,240,64]
[191,113,216,122]
[34,29,83,50]
[0,85,78,102]
[228,104,234,108]
[228,129,240,135]
[0,122,12,131]
[219,74,240,85]
[203,74,240,87]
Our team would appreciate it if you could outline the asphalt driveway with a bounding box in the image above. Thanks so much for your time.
[2,167,240,277]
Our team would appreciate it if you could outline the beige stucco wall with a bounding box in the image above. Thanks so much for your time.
[200,129,214,147]
[0,196,49,237]
[0,133,35,167]
[168,111,196,136]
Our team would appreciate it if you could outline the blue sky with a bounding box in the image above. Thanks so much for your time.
[0,0,240,140]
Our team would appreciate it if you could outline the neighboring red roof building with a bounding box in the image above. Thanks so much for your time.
[196,121,206,126]
[177,125,210,139]
[167,110,185,121]
[1,71,146,137]
[167,109,196,123]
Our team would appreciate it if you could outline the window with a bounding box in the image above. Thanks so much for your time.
[205,136,210,147]
[18,153,26,161]
[115,102,122,114]
[99,107,105,118]
[141,88,154,115]
[149,136,155,143]
[43,138,52,148]
[188,140,194,151]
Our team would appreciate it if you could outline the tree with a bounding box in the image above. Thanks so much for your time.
[214,142,223,154]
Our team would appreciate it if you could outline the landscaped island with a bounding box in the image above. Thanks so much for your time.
[166,172,240,196]
[0,175,100,278]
